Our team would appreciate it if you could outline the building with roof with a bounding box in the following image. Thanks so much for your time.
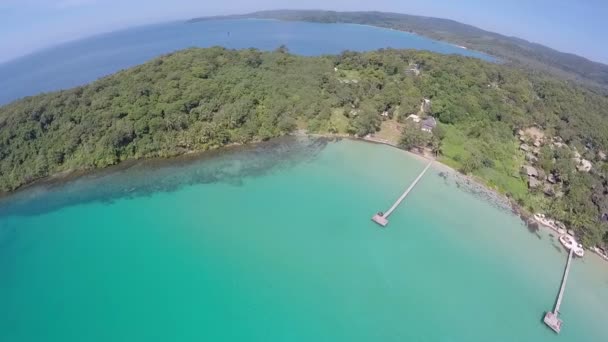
[421,117,437,133]
[407,114,421,123]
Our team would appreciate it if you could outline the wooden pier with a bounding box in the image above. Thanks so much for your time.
[543,248,574,334]
[372,161,433,227]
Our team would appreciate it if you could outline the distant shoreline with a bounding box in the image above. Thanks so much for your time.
[188,10,608,90]
[187,16,497,63]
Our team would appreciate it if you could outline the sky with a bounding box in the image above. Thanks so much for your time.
[1,0,607,64]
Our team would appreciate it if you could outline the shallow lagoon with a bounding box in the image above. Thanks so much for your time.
[1,138,606,341]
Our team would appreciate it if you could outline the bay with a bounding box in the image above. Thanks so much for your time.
[0,19,494,105]
[0,138,606,341]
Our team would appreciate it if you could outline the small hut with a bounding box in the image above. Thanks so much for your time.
[421,117,437,133]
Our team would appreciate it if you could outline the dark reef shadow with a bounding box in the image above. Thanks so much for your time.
[552,244,563,254]
[0,136,329,218]
[526,221,540,234]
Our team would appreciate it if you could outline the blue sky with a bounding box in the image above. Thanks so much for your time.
[1,0,607,64]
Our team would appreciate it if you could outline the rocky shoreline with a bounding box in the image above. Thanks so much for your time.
[441,169,542,229]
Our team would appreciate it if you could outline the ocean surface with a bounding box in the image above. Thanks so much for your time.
[0,138,607,341]
[0,19,494,106]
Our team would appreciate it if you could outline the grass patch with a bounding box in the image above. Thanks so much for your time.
[475,167,527,198]
[329,108,350,134]
[337,69,360,81]
[439,125,470,167]
[375,119,403,144]
[439,123,529,199]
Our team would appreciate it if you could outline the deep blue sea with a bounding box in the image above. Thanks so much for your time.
[0,18,494,105]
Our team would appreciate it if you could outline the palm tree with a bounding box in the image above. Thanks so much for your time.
[430,137,442,157]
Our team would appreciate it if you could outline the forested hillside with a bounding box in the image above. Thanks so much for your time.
[1,47,608,246]
[190,10,608,90]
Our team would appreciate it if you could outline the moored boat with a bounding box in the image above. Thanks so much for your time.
[591,246,608,261]
[533,213,564,233]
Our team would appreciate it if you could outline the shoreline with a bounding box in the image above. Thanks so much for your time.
[352,134,560,241]
[0,131,533,225]
[1,131,605,264]
[355,134,608,264]
[0,138,268,200]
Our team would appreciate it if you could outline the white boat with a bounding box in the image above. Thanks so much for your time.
[534,213,557,230]
[554,221,567,235]
[533,213,545,221]
[574,244,585,258]
[591,247,608,261]
[533,213,569,235]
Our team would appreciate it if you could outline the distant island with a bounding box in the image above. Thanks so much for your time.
[1,46,607,248]
[189,10,608,91]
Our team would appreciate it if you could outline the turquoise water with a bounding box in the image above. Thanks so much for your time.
[0,19,494,105]
[1,138,607,341]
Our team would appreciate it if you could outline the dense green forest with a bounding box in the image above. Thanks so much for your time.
[191,10,608,90]
[1,47,608,247]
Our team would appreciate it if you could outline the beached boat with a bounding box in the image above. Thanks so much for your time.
[554,221,567,235]
[533,213,568,235]
[534,213,556,230]
[591,247,608,261]
[574,245,584,258]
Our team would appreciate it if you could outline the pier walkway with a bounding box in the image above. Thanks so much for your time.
[543,248,574,334]
[372,161,433,227]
